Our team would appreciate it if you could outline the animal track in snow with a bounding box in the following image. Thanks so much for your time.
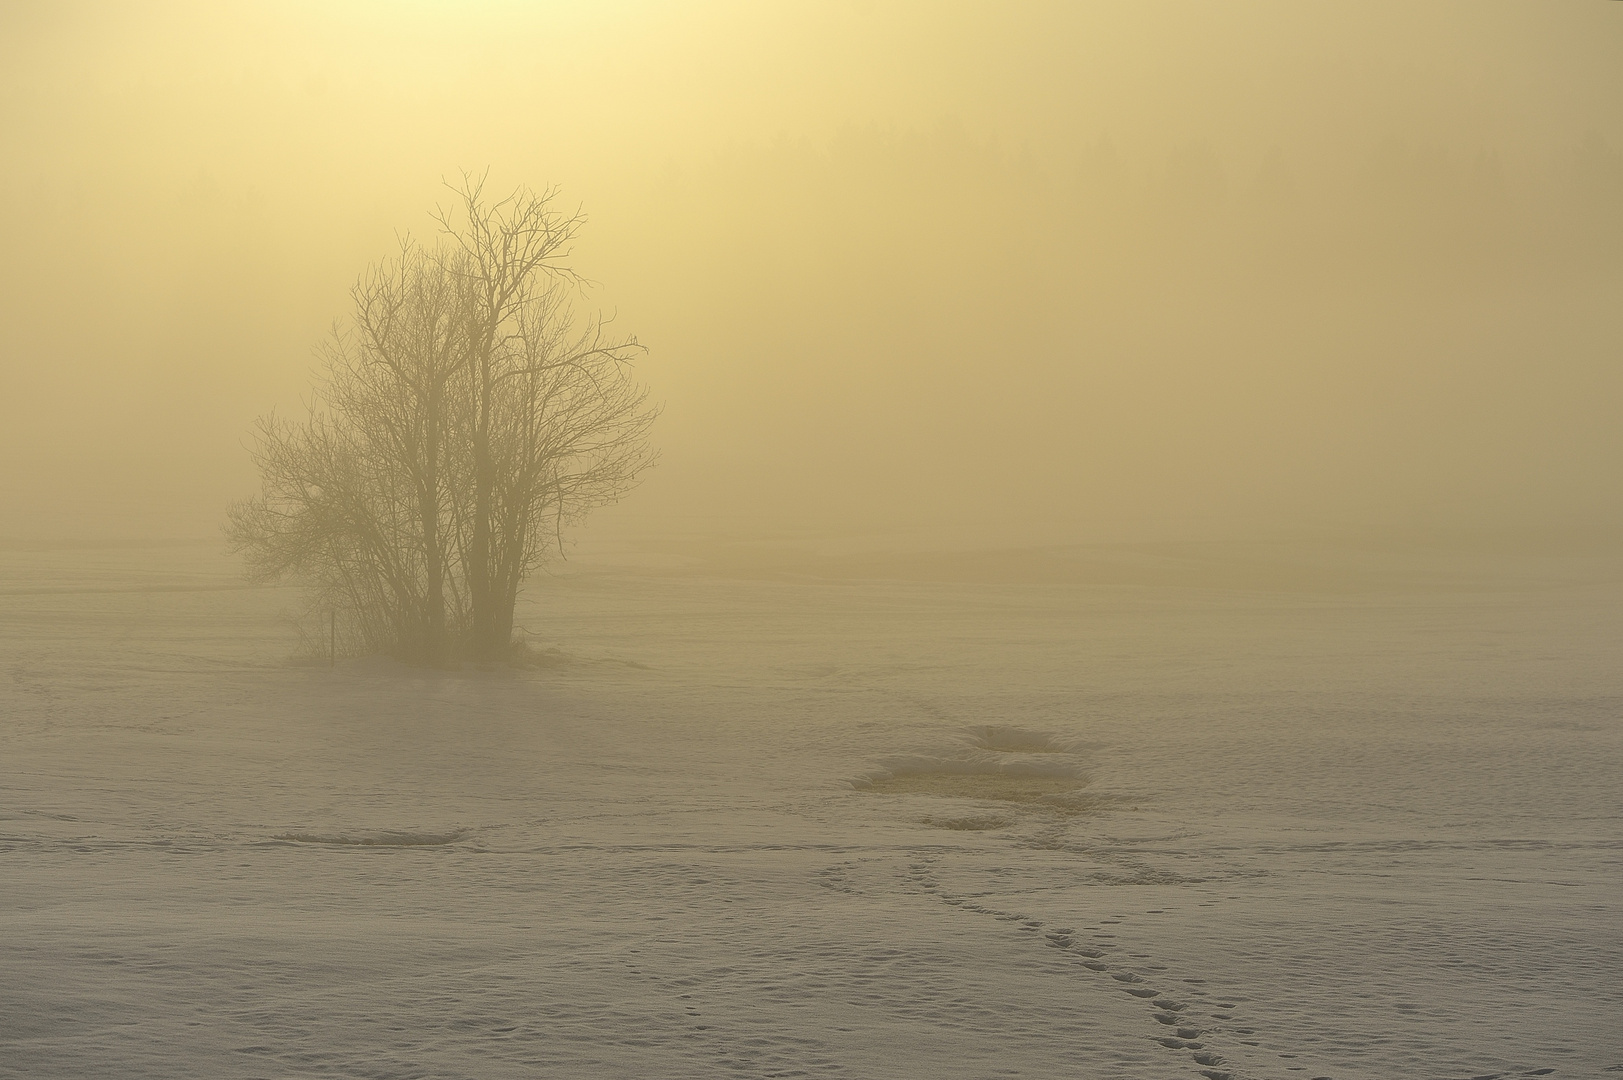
[898,852,1252,1078]
[859,730,1573,1080]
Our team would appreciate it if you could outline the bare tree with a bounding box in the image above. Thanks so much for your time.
[227,178,656,664]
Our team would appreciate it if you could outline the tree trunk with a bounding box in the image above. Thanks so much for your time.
[420,391,444,664]
[492,516,525,659]
[469,367,498,661]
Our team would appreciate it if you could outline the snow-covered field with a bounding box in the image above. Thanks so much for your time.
[3,541,1620,1080]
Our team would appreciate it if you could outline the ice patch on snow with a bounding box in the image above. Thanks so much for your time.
[920,813,1013,831]
[271,829,469,847]
[854,728,1107,813]
[960,725,1085,754]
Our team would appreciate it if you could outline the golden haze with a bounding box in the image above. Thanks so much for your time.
[1,1,1619,550]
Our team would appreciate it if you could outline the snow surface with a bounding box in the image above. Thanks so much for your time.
[2,542,1621,1079]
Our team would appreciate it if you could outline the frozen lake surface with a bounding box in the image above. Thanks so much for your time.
[2,541,1621,1079]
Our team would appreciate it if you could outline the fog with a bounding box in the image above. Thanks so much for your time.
[3,1,1619,551]
[6,8,1623,1078]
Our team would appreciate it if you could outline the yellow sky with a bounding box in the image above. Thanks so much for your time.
[1,1,1619,546]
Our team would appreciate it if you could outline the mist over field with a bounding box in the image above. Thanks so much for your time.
[2,0,1620,551]
[2,4,1622,1079]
